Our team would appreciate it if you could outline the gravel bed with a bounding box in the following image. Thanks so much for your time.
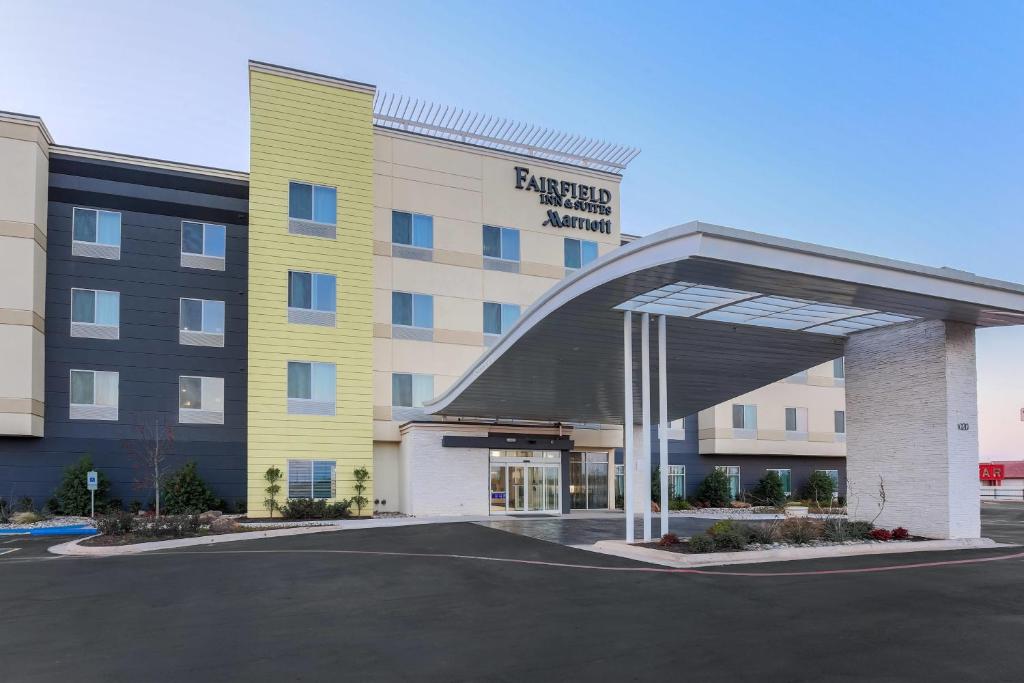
[0,515,95,530]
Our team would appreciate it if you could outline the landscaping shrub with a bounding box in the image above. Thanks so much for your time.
[746,522,780,545]
[707,520,747,551]
[800,471,836,506]
[96,510,136,536]
[781,518,823,544]
[688,533,716,553]
[12,511,42,525]
[869,528,893,541]
[823,518,852,542]
[658,532,680,547]
[135,513,201,538]
[846,520,874,540]
[16,496,34,512]
[162,461,216,514]
[891,527,910,540]
[695,469,732,507]
[0,498,11,523]
[752,471,786,507]
[281,498,352,520]
[53,456,110,515]
[234,499,247,515]
[129,500,143,514]
[668,497,693,511]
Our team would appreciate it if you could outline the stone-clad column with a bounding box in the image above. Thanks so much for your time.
[845,319,979,539]
[0,113,50,437]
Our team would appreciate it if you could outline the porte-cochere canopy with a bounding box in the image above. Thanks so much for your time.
[426,222,1024,424]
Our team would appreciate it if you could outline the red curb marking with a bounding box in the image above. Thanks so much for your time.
[162,548,1024,577]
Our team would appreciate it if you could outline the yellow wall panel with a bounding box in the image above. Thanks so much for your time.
[247,65,375,515]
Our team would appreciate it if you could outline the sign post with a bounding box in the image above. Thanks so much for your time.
[87,470,98,518]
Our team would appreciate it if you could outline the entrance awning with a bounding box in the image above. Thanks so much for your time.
[426,222,1024,424]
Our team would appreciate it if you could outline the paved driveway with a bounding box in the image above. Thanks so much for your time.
[477,512,715,545]
[1,510,1023,682]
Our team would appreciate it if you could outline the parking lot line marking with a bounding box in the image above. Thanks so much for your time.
[0,548,20,556]
[154,548,1024,578]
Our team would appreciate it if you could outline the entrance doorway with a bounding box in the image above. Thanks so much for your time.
[569,452,609,509]
[489,450,561,514]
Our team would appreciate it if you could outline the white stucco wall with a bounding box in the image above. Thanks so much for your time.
[399,426,490,517]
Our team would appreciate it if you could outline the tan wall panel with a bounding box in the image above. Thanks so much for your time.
[391,259,483,299]
[482,269,558,306]
[390,135,483,179]
[392,176,481,223]
[435,296,481,332]
[391,339,483,376]
[0,237,37,310]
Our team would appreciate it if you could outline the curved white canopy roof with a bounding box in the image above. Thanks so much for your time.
[426,222,1024,425]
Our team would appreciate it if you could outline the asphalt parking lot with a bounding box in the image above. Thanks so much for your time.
[1,506,1023,682]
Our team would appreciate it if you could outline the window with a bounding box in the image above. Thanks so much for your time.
[668,465,686,500]
[179,298,225,346]
[72,207,121,259]
[615,463,625,508]
[482,225,520,261]
[564,238,598,270]
[392,292,433,329]
[287,271,336,327]
[181,221,226,270]
[833,358,845,379]
[483,302,520,336]
[716,466,741,500]
[392,211,433,249]
[69,369,118,420]
[731,404,757,437]
[70,288,119,339]
[835,410,846,440]
[288,181,337,224]
[287,361,336,415]
[785,407,808,439]
[767,468,792,496]
[287,459,336,499]
[392,373,434,408]
[179,376,224,424]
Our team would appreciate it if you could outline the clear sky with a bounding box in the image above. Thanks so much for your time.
[3,1,1022,457]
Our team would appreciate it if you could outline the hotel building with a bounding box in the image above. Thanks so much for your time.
[0,61,845,515]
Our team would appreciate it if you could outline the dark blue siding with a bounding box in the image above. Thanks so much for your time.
[616,415,846,500]
[0,155,248,509]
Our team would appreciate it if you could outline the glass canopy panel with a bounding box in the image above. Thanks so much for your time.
[614,280,920,336]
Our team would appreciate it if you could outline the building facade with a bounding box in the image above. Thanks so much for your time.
[0,61,846,515]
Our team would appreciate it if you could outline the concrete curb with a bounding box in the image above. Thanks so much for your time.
[586,537,1012,568]
[48,524,346,557]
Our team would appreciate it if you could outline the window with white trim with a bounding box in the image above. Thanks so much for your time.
[668,465,686,500]
[564,237,598,269]
[785,407,808,439]
[70,288,119,339]
[834,410,846,434]
[483,302,520,336]
[392,211,433,249]
[289,271,336,312]
[72,207,121,254]
[288,181,337,225]
[392,373,433,408]
[179,376,224,424]
[833,357,845,379]
[767,468,792,496]
[179,298,225,346]
[392,292,433,329]
[716,465,741,500]
[69,369,119,420]
[287,459,336,499]
[181,221,226,269]
[731,404,757,437]
[287,361,336,415]
[482,225,520,261]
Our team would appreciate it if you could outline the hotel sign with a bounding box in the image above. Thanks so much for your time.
[513,166,614,234]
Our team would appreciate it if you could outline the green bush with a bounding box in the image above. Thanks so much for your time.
[823,518,860,542]
[96,510,136,536]
[53,456,110,515]
[752,471,786,507]
[669,497,693,511]
[162,461,216,514]
[688,533,717,553]
[846,520,874,540]
[281,498,352,520]
[0,498,10,523]
[135,514,200,538]
[707,520,747,551]
[801,471,836,506]
[695,469,733,507]
[746,522,780,545]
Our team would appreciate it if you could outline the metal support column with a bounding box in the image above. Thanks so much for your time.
[658,315,669,536]
[622,310,634,543]
[640,312,652,542]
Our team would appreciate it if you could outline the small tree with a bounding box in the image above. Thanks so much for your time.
[54,456,110,515]
[651,465,661,503]
[162,461,216,513]
[124,418,174,517]
[351,466,370,517]
[752,471,786,507]
[801,470,836,506]
[695,469,732,507]
[264,467,283,518]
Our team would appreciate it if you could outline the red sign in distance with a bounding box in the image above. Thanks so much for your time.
[979,464,1005,481]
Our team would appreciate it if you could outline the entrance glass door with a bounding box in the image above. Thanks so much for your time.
[508,465,525,512]
[569,452,609,509]
[488,451,561,514]
[527,464,561,512]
